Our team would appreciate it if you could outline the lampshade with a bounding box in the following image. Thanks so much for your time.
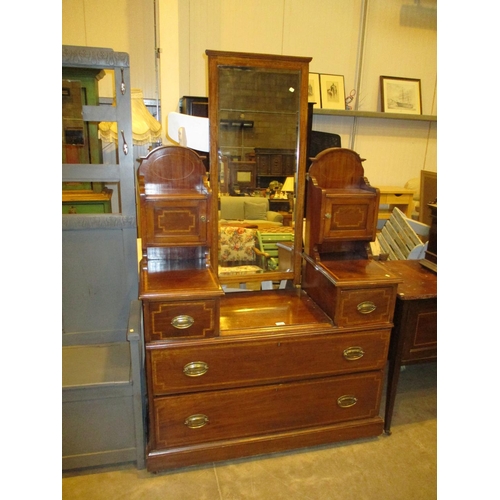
[282,176,295,192]
[99,89,162,145]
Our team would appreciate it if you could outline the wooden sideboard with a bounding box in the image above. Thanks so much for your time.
[380,260,437,434]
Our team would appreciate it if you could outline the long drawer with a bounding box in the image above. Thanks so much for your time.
[151,371,383,449]
[148,329,390,396]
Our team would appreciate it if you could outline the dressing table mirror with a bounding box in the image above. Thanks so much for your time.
[206,50,311,288]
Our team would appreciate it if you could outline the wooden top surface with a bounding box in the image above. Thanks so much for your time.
[140,265,223,300]
[379,260,437,300]
[220,289,333,335]
[378,186,415,195]
[308,256,402,287]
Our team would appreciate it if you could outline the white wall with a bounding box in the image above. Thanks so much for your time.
[62,0,157,99]
[62,0,437,187]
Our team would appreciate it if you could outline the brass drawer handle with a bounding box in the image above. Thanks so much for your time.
[183,361,209,377]
[325,213,332,219]
[200,215,207,222]
[171,315,194,329]
[337,395,358,408]
[184,414,209,429]
[357,301,376,314]
[343,346,365,361]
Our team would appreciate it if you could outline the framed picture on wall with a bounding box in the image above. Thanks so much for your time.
[380,76,422,114]
[308,73,321,108]
[319,74,345,110]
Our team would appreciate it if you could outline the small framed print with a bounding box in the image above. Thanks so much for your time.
[320,74,345,110]
[380,76,422,114]
[308,73,321,108]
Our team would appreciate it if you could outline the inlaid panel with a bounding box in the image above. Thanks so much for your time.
[144,199,208,246]
[337,287,396,327]
[322,194,378,241]
[145,300,217,341]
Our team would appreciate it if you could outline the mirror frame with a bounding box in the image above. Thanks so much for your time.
[206,50,311,288]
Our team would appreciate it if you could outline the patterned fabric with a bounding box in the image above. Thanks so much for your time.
[218,265,263,275]
[219,226,257,263]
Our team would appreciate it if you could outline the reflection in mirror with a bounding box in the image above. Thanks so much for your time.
[62,68,122,213]
[216,65,301,288]
[62,68,161,215]
[62,69,118,166]
[62,181,120,214]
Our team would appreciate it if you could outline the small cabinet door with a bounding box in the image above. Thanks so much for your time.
[321,192,378,242]
[144,198,208,246]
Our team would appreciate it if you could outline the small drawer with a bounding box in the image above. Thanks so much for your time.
[144,300,218,342]
[336,287,396,327]
[150,372,383,449]
[380,193,413,205]
[379,193,413,206]
[148,329,390,396]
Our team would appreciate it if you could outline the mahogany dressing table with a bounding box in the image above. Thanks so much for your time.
[137,51,406,472]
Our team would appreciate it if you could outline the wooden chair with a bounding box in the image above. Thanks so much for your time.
[218,226,273,277]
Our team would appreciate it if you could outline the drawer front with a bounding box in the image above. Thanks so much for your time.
[401,299,437,363]
[145,199,208,246]
[269,154,283,175]
[148,329,390,396]
[379,193,413,205]
[282,154,295,175]
[337,287,396,327]
[256,155,270,175]
[145,300,217,341]
[151,372,383,449]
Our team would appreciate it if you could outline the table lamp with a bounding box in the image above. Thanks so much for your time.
[282,176,295,213]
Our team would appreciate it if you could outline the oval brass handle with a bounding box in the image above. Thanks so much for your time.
[171,315,194,329]
[337,395,358,408]
[183,361,209,377]
[200,215,207,222]
[343,346,365,361]
[357,301,376,314]
[325,213,332,219]
[184,414,209,429]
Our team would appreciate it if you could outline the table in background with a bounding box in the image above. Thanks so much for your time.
[378,186,415,220]
[381,260,437,434]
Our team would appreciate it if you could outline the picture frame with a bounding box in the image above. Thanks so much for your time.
[380,76,422,114]
[319,74,345,110]
[308,73,321,108]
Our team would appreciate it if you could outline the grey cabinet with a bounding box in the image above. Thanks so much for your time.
[62,45,145,470]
